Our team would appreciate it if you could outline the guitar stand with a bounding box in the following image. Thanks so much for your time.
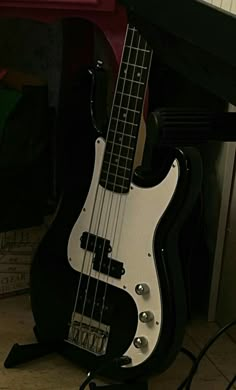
[4,341,56,368]
[88,381,148,390]
[79,356,149,390]
[147,108,236,145]
[4,326,59,369]
[5,331,148,390]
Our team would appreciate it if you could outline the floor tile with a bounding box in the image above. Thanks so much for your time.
[150,333,229,390]
[187,319,236,385]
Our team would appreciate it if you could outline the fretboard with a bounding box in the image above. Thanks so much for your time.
[99,25,153,193]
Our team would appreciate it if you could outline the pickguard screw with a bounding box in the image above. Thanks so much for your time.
[148,253,151,257]
[97,140,100,144]
[83,208,86,212]
[69,258,72,262]
[131,186,133,190]
[172,163,176,168]
[123,285,127,289]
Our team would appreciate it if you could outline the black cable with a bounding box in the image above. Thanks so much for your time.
[225,375,236,390]
[79,321,236,390]
[177,374,191,390]
[79,356,132,390]
[175,348,197,390]
[184,319,236,390]
[180,347,197,364]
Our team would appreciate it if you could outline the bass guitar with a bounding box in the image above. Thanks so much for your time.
[30,23,196,381]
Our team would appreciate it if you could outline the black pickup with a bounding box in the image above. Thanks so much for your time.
[80,232,125,279]
[80,232,111,253]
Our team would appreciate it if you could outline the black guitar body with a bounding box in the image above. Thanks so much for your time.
[30,66,202,381]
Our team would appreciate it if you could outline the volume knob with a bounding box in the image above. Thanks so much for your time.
[133,337,148,349]
[139,311,154,323]
[135,284,150,296]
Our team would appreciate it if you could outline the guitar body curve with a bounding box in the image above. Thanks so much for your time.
[30,136,193,380]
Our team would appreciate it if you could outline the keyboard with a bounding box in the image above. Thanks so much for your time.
[120,0,236,66]
[120,0,236,104]
[199,0,236,17]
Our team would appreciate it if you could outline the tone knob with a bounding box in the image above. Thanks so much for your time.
[139,311,154,323]
[135,284,150,296]
[133,337,148,349]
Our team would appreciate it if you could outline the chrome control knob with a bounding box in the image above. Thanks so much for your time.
[133,337,148,349]
[135,284,150,296]
[139,311,154,323]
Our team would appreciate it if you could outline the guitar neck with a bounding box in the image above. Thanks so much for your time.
[99,24,153,194]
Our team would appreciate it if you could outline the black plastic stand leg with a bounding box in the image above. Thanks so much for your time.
[4,340,56,368]
[4,325,62,368]
[89,381,148,390]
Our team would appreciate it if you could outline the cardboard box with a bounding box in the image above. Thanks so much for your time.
[0,220,50,298]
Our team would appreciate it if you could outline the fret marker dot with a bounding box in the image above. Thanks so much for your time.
[124,69,127,75]
[123,113,127,118]
[137,72,141,78]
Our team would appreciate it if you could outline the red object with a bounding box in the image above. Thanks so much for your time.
[0,1,148,116]
[0,0,115,12]
[0,69,8,80]
[0,1,127,65]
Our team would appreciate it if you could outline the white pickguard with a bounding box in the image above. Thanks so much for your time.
[68,137,179,367]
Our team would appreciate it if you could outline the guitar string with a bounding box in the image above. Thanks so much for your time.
[70,166,104,333]
[96,30,144,328]
[69,30,152,358]
[98,34,152,335]
[69,24,136,348]
[84,25,138,340]
[69,65,114,333]
[70,26,151,353]
[90,27,144,334]
[69,25,132,339]
[69,67,113,333]
[91,29,152,343]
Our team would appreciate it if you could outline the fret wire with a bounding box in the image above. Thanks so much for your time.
[106,144,134,157]
[116,91,142,100]
[114,96,144,112]
[103,161,131,172]
[119,77,145,85]
[122,62,148,69]
[126,46,151,53]
[100,179,129,190]
[107,141,134,150]
[110,119,139,126]
[113,105,140,114]
[105,151,133,161]
[108,130,136,139]
[102,172,130,181]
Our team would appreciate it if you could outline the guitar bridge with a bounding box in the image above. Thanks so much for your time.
[66,312,110,356]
